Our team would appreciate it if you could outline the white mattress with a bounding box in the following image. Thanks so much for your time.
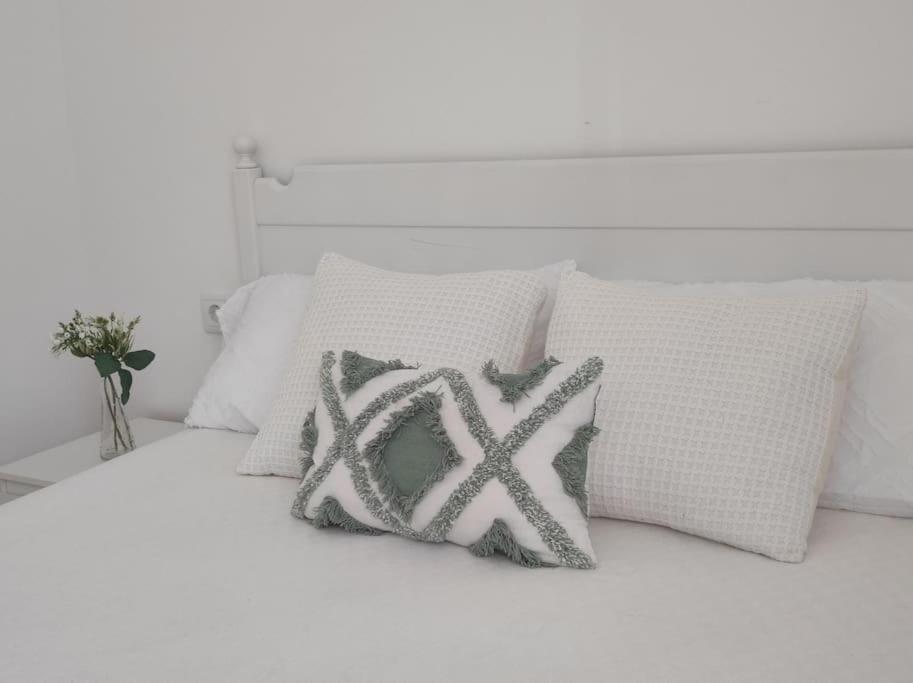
[1,429,911,682]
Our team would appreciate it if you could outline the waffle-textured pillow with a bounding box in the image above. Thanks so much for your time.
[189,261,573,436]
[546,273,866,562]
[239,253,548,477]
[292,351,603,568]
[619,279,913,518]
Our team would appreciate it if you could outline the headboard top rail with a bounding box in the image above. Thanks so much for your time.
[230,136,913,283]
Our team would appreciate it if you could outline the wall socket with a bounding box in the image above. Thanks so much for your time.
[199,295,227,334]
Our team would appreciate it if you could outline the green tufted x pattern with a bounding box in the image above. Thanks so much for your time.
[292,351,603,569]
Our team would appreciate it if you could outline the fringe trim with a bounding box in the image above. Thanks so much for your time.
[298,408,319,479]
[363,390,462,521]
[309,496,383,535]
[339,350,417,396]
[481,356,561,405]
[468,519,554,568]
[552,424,599,516]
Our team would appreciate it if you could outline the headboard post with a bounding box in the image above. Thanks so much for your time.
[232,135,263,283]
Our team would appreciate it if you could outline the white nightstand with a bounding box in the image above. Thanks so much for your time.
[0,418,184,504]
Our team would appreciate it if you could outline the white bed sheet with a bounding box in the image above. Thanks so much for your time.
[1,429,911,682]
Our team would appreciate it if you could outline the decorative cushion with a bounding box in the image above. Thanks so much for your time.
[291,351,603,569]
[620,279,913,518]
[546,273,866,562]
[239,253,550,477]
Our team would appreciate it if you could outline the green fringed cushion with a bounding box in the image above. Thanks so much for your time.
[292,350,602,569]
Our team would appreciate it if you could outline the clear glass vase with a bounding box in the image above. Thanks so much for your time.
[100,377,135,460]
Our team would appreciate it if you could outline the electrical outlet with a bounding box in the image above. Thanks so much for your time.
[200,295,227,334]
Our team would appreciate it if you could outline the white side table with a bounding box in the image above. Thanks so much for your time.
[0,418,184,504]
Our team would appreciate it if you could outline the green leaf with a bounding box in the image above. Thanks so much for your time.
[94,353,121,377]
[118,369,133,405]
[123,349,155,371]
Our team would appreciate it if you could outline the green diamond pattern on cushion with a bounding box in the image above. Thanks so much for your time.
[482,356,561,405]
[552,424,599,516]
[365,391,462,520]
[339,350,416,396]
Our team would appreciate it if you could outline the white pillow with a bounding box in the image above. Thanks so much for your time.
[619,279,913,518]
[292,350,603,568]
[522,259,576,368]
[186,274,312,432]
[824,282,913,516]
[547,273,866,562]
[238,253,550,477]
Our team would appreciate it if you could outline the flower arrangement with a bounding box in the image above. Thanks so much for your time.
[51,311,156,458]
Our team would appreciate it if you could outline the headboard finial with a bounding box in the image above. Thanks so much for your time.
[233,135,258,169]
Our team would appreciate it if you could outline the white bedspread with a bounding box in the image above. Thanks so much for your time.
[1,429,910,682]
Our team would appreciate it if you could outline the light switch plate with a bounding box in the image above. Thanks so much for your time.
[200,295,227,334]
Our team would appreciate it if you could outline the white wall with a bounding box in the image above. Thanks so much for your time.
[30,0,913,426]
[0,1,98,464]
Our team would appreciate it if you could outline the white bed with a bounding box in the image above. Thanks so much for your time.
[1,429,910,682]
[2,141,913,681]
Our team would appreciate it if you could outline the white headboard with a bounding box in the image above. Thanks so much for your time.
[231,136,913,283]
